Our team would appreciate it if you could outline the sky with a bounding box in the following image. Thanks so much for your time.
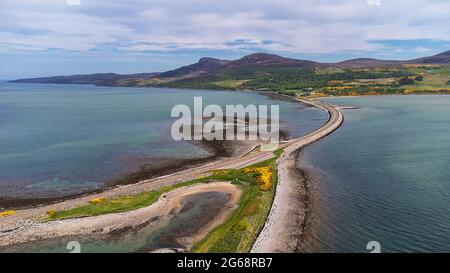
[1,0,449,79]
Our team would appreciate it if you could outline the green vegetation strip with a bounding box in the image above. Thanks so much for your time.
[192,155,281,253]
[46,179,203,221]
[46,149,283,254]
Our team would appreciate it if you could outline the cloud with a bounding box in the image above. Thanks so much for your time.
[1,0,449,55]
[412,46,431,52]
[366,0,382,6]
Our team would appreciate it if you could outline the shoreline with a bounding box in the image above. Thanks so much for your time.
[309,92,450,100]
[0,182,242,251]
[0,137,277,232]
[251,98,344,253]
[0,140,253,210]
[292,151,330,253]
[0,87,295,210]
[0,87,342,252]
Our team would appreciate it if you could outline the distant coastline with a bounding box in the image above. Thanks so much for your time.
[9,51,450,98]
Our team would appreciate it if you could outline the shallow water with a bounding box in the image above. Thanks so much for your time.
[0,191,230,253]
[298,95,450,253]
[0,82,327,201]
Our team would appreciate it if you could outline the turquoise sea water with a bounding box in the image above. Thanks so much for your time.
[299,95,450,253]
[0,82,327,201]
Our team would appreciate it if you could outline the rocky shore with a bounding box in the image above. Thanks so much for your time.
[0,182,241,251]
[251,99,343,253]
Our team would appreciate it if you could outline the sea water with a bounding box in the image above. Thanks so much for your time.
[299,95,450,253]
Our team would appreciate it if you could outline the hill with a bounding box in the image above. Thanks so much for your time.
[157,57,230,79]
[11,73,159,85]
[220,53,319,69]
[408,50,450,65]
[335,58,403,68]
[10,50,449,92]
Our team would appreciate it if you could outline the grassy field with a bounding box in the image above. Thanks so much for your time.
[315,67,345,75]
[213,80,249,89]
[305,65,450,97]
[403,72,450,92]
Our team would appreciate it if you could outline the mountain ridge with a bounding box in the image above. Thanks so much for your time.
[220,53,320,68]
[408,50,450,65]
[156,57,230,79]
[10,50,450,84]
[10,72,159,85]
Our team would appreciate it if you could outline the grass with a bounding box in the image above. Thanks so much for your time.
[192,184,265,252]
[351,78,397,85]
[306,66,450,97]
[402,72,450,92]
[315,67,345,75]
[45,148,284,254]
[46,179,203,221]
[46,148,283,222]
[273,147,284,158]
[213,80,249,89]
[192,151,281,253]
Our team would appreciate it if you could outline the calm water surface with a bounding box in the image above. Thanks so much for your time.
[0,82,327,201]
[299,95,450,253]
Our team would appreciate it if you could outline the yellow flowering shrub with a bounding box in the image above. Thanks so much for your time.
[197,174,206,179]
[244,167,273,191]
[213,170,230,176]
[89,197,107,205]
[326,86,354,91]
[0,210,17,217]
[328,80,345,85]
[46,209,56,216]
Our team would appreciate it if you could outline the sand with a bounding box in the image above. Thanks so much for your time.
[0,182,241,250]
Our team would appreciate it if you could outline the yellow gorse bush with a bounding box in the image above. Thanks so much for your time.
[325,86,354,91]
[328,80,345,85]
[89,197,107,205]
[47,209,56,216]
[213,170,230,176]
[244,167,273,191]
[0,210,17,217]
[404,88,416,94]
[197,174,206,179]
